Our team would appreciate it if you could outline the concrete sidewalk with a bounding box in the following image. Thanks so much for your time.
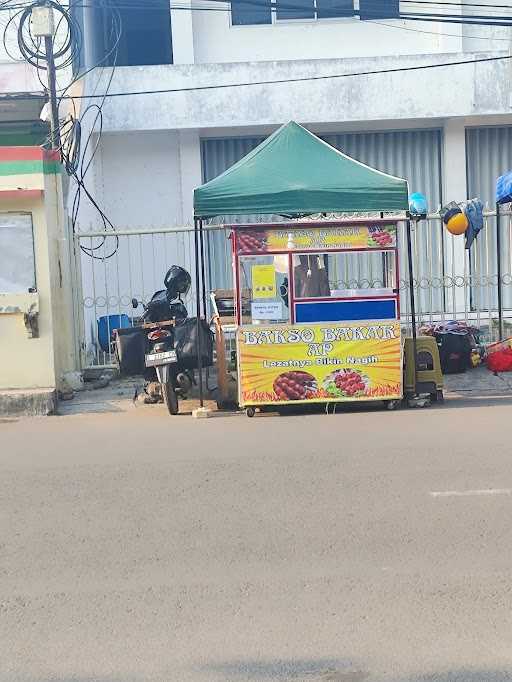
[55,364,512,417]
[443,364,512,398]
[57,375,219,416]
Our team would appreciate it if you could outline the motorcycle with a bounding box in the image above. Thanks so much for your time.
[132,266,193,415]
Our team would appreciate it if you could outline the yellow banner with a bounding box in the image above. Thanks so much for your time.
[236,224,397,253]
[252,264,277,299]
[238,321,402,406]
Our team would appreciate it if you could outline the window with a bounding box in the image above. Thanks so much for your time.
[231,0,355,24]
[316,0,354,19]
[293,252,397,299]
[0,214,36,294]
[359,0,399,20]
[71,0,173,71]
[232,0,272,25]
[104,0,173,67]
[239,255,290,325]
[276,0,314,21]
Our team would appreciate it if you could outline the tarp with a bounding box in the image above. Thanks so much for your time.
[194,121,409,218]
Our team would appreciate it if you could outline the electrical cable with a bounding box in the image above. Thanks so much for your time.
[8,0,512,260]
[65,0,122,259]
[52,0,512,48]
[7,0,122,258]
[401,0,512,9]
[6,0,512,20]
[6,3,512,108]
[371,17,512,40]
[53,51,512,101]
[16,0,80,70]
[1,0,512,11]
[6,0,512,18]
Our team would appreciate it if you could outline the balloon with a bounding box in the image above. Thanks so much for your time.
[446,212,469,235]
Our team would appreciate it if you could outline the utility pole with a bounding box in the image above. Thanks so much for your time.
[44,33,60,150]
[31,3,61,150]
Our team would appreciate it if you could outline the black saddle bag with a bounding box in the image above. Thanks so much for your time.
[115,327,146,376]
[174,318,214,369]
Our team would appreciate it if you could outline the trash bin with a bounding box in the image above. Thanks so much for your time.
[97,314,131,353]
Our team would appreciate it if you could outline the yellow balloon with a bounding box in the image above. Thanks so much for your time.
[446,212,468,235]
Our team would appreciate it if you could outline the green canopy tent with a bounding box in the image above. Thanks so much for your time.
[194,120,408,217]
[192,121,415,406]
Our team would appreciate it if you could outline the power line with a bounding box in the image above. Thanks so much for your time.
[372,17,512,40]
[3,0,512,29]
[401,0,512,8]
[53,52,512,101]
[5,50,512,104]
[5,0,512,72]
[3,0,512,15]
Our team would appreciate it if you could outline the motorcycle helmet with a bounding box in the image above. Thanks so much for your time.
[164,266,191,301]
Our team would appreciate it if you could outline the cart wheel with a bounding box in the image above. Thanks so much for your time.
[246,407,256,418]
[432,390,444,403]
[386,400,399,411]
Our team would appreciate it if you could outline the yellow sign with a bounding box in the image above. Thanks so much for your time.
[238,321,402,406]
[267,227,369,251]
[252,264,277,299]
[236,224,397,253]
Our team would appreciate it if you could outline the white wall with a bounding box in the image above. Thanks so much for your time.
[92,50,512,135]
[187,0,497,65]
[461,0,512,53]
[99,132,184,228]
[72,128,202,234]
[73,130,186,231]
[191,13,459,65]
[72,129,202,359]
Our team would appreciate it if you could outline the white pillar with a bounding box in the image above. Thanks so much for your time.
[171,1,195,64]
[443,117,468,315]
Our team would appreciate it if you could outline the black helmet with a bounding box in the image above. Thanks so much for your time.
[164,266,191,301]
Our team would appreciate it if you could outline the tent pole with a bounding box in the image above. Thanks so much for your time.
[200,220,207,323]
[406,218,418,397]
[194,218,204,408]
[496,202,504,341]
[199,220,207,407]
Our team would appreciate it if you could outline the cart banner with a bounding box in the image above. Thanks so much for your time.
[236,224,397,254]
[252,264,277,298]
[238,321,402,406]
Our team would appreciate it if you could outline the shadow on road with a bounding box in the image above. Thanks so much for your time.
[199,659,512,681]
[200,658,364,680]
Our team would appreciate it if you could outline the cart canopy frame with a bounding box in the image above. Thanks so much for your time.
[194,121,409,218]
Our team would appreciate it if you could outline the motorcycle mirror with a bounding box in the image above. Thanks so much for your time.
[131,298,139,309]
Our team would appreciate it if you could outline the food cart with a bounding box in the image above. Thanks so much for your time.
[193,121,413,415]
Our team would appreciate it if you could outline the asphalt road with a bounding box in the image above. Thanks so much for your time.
[2,398,512,682]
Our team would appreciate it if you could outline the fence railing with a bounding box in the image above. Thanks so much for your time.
[73,210,512,369]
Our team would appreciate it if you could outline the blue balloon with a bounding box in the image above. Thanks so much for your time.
[409,192,428,216]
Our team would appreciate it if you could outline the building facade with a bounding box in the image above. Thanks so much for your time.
[66,1,512,233]
[4,1,512,364]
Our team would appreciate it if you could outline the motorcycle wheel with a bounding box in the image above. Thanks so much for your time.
[162,380,179,415]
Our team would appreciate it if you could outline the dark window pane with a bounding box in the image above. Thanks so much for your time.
[95,0,173,67]
[231,0,272,25]
[70,0,85,74]
[277,0,314,21]
[359,0,399,20]
[316,0,353,19]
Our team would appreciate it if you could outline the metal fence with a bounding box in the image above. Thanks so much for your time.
[74,210,512,369]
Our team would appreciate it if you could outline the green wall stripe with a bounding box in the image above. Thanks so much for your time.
[0,160,60,176]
